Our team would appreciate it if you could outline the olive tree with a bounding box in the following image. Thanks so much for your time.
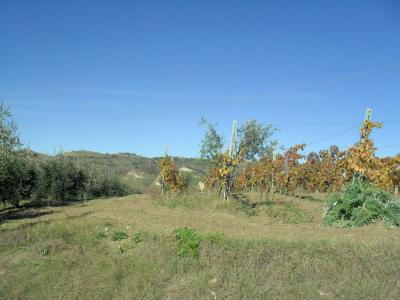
[0,102,34,207]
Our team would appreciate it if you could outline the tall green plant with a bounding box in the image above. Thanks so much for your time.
[324,176,400,227]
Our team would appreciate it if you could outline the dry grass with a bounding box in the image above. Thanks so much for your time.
[1,193,400,299]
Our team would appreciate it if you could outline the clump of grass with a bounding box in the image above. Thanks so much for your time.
[117,244,132,253]
[111,230,128,241]
[132,231,143,243]
[41,246,50,256]
[173,227,203,258]
[324,177,400,227]
[96,231,107,240]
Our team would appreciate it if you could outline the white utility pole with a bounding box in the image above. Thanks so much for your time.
[229,120,238,159]
[224,120,238,202]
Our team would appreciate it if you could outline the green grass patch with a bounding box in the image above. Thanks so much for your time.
[1,220,400,299]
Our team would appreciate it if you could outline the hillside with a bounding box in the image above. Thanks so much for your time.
[63,150,207,191]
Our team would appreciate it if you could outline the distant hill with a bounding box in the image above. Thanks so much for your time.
[63,150,207,192]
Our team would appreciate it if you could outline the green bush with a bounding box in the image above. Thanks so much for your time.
[173,227,203,258]
[324,177,400,227]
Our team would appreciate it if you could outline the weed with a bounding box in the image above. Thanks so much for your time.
[111,230,128,241]
[96,231,107,239]
[132,231,143,243]
[117,244,130,253]
[173,227,203,258]
[41,246,50,256]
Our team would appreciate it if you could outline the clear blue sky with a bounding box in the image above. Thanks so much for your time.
[1,0,399,157]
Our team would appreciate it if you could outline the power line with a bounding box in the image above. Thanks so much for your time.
[305,125,359,146]
[272,121,358,127]
[272,120,400,127]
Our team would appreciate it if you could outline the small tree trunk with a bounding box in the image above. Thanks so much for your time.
[395,185,399,195]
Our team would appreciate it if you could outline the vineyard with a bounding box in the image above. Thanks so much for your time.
[160,111,400,227]
[232,119,400,197]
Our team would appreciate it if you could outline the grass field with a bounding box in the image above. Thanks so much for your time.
[1,193,400,299]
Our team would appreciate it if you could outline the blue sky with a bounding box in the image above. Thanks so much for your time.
[1,0,399,157]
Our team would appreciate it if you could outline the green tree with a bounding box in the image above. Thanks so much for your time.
[199,118,224,165]
[237,119,277,161]
[0,102,20,152]
[34,154,88,202]
[0,102,34,207]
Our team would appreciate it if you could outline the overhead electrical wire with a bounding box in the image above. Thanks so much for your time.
[305,125,360,146]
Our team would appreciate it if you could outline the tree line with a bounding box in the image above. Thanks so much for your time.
[0,102,129,208]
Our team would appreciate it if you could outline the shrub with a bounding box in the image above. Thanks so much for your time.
[173,227,203,258]
[324,176,400,227]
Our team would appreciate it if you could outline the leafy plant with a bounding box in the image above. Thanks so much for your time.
[324,176,400,227]
[41,246,50,256]
[132,231,143,243]
[96,231,107,240]
[111,230,128,241]
[173,227,203,258]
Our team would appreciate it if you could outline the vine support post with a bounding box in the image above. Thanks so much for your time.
[395,186,399,195]
[161,145,168,196]
[225,120,238,202]
[228,121,238,159]
[270,144,276,202]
